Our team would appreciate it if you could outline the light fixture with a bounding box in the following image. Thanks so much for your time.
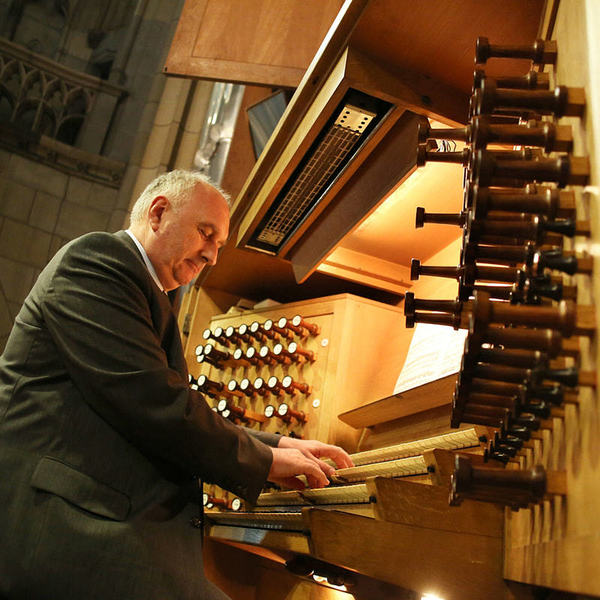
[285,556,356,592]
[312,573,348,592]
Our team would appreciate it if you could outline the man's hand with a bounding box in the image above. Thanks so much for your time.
[277,436,354,469]
[267,437,355,490]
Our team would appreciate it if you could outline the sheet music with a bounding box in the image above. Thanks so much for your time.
[394,323,467,394]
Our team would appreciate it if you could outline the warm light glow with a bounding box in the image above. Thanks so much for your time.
[312,574,349,593]
[355,115,467,234]
[421,593,446,600]
[356,168,424,233]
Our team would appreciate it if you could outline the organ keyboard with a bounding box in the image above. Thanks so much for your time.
[331,455,427,483]
[254,483,370,509]
[204,428,484,540]
[341,426,481,465]
[203,426,508,600]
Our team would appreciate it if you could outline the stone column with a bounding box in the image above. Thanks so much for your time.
[171,80,213,170]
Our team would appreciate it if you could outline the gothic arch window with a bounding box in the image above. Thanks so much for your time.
[56,86,88,144]
[0,86,15,123]
[63,86,89,115]
[20,68,44,102]
[36,102,56,135]
[13,97,36,130]
[44,77,66,116]
[56,113,83,144]
[0,60,22,101]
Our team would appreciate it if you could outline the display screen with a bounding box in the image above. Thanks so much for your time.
[247,90,288,159]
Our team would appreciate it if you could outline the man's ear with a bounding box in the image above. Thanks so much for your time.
[148,196,169,231]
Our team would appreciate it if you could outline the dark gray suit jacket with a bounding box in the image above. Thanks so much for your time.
[0,231,276,599]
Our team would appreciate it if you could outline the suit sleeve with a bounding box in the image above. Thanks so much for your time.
[40,233,272,503]
[243,427,280,447]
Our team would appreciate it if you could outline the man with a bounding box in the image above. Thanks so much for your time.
[0,170,353,599]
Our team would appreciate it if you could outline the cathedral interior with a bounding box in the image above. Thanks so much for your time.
[1,1,599,598]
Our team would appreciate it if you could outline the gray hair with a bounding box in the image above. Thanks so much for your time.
[129,170,230,226]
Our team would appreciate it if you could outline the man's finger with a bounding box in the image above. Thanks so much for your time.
[300,450,336,478]
[306,472,329,489]
[316,457,336,478]
[322,446,354,469]
[304,462,330,488]
[275,476,306,490]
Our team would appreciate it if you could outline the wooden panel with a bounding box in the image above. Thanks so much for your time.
[183,286,245,351]
[198,235,405,306]
[165,0,343,87]
[204,536,418,600]
[366,477,504,538]
[207,525,311,554]
[339,374,456,429]
[306,509,526,600]
[202,538,273,600]
[422,448,492,491]
[252,556,417,600]
[340,163,464,269]
[350,0,545,95]
[342,44,467,125]
[317,246,412,295]
[506,534,600,595]
[360,404,456,451]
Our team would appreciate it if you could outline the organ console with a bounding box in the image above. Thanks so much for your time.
[172,1,598,598]
[249,320,275,341]
[290,315,321,337]
[263,318,294,341]
[243,346,261,366]
[202,326,230,347]
[276,403,307,424]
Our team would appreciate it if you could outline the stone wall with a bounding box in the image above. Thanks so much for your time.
[0,0,137,72]
[0,0,191,352]
[0,148,121,348]
[102,1,185,164]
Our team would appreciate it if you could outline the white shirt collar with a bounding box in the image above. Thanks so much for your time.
[125,229,165,293]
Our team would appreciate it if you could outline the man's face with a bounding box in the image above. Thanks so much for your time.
[148,183,230,291]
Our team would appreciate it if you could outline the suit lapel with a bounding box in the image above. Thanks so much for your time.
[114,231,188,380]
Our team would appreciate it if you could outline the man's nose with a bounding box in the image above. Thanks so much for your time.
[201,242,218,266]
